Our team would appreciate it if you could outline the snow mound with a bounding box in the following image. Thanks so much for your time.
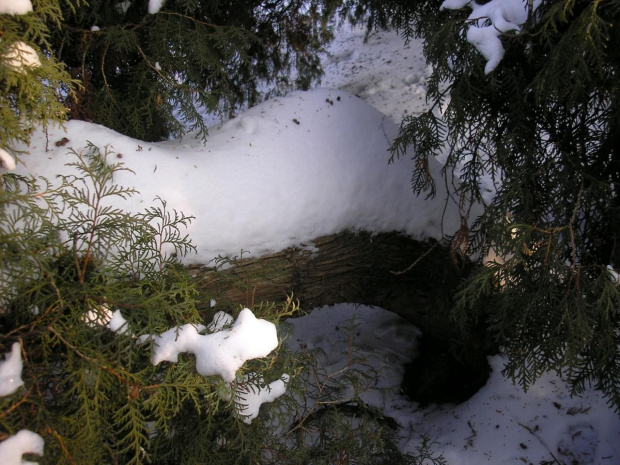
[16,88,463,265]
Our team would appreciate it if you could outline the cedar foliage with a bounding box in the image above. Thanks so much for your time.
[48,0,339,141]
[0,144,438,464]
[0,0,78,162]
[351,0,620,411]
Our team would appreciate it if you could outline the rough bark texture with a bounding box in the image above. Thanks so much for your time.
[188,230,494,404]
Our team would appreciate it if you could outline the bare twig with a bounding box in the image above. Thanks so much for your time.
[391,241,440,275]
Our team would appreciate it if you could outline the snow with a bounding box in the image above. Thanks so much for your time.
[0,148,17,171]
[0,343,24,397]
[12,88,464,264]
[0,430,44,465]
[235,374,290,424]
[441,0,541,73]
[3,19,619,464]
[3,41,41,73]
[145,308,279,383]
[83,305,130,335]
[108,309,130,334]
[148,0,164,14]
[0,0,32,15]
[320,24,433,122]
[292,304,620,465]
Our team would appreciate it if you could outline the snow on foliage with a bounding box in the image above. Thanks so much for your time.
[0,343,24,397]
[234,374,290,424]
[3,41,41,73]
[0,148,17,171]
[0,430,44,465]
[82,305,131,335]
[146,309,278,382]
[148,0,164,14]
[0,0,32,15]
[441,0,541,73]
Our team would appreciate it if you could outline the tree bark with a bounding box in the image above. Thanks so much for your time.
[190,230,470,341]
[188,230,494,403]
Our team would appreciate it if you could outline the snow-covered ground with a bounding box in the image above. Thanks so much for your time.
[2,20,619,465]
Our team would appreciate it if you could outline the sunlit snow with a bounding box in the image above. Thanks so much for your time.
[145,308,278,383]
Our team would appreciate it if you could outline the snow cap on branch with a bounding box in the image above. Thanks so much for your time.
[147,309,278,382]
[0,148,17,171]
[148,0,164,14]
[3,41,41,73]
[0,430,44,465]
[0,0,32,15]
[441,0,541,73]
[0,343,24,397]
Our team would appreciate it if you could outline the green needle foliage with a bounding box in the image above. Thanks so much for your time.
[0,144,442,463]
[0,0,78,161]
[48,0,339,142]
[0,145,298,463]
[351,0,620,411]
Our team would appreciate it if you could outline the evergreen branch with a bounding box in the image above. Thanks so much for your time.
[46,426,76,465]
[157,11,224,29]
[47,325,135,387]
[135,43,205,95]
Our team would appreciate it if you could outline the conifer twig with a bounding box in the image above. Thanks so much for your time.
[391,241,440,275]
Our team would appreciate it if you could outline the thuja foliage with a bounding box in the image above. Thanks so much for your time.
[0,144,441,463]
[0,0,78,161]
[47,0,340,142]
[354,0,620,410]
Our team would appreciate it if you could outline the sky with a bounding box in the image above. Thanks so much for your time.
[1,3,620,464]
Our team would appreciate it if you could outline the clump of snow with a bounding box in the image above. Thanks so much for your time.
[235,374,290,424]
[0,430,44,465]
[0,343,24,397]
[146,309,278,382]
[0,148,17,171]
[3,41,41,72]
[82,306,130,335]
[441,0,541,73]
[0,0,32,15]
[108,310,130,334]
[148,0,164,14]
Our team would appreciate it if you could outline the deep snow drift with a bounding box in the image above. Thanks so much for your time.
[13,88,464,265]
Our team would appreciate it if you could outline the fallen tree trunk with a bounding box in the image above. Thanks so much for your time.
[188,230,494,403]
[190,231,485,349]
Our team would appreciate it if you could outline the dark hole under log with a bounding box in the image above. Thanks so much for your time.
[188,230,497,405]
